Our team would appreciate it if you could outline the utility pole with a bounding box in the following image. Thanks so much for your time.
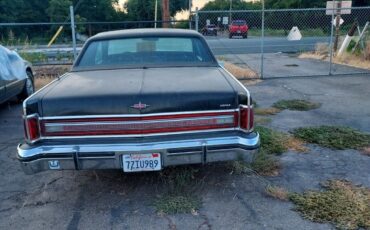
[229,0,232,24]
[162,0,170,28]
[333,0,342,53]
[154,0,158,28]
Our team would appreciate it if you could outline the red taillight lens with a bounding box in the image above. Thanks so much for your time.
[24,116,40,142]
[240,106,254,131]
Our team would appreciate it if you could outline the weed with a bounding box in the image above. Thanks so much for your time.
[154,166,203,214]
[293,126,370,150]
[254,116,272,125]
[19,52,47,63]
[224,62,259,79]
[254,107,281,116]
[158,166,199,194]
[266,185,289,201]
[290,180,370,230]
[155,195,201,214]
[255,126,287,155]
[284,137,309,153]
[250,151,281,176]
[228,160,250,175]
[273,99,321,111]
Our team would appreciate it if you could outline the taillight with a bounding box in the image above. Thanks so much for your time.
[240,106,254,131]
[24,115,40,142]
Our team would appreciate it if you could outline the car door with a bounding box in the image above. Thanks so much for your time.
[0,73,6,102]
[4,52,25,99]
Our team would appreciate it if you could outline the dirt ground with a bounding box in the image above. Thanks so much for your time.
[1,71,369,229]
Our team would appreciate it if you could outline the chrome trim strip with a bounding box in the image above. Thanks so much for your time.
[219,65,253,132]
[38,128,238,139]
[40,109,238,120]
[43,115,235,127]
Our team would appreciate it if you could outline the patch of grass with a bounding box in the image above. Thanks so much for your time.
[255,126,288,155]
[254,107,281,116]
[18,52,47,63]
[155,195,201,214]
[250,151,281,176]
[266,185,289,201]
[224,62,259,79]
[273,99,321,111]
[159,166,199,194]
[290,180,370,230]
[284,137,309,153]
[228,159,250,175]
[154,166,203,214]
[254,116,272,125]
[293,126,370,150]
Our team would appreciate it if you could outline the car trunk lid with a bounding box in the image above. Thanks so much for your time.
[40,67,237,117]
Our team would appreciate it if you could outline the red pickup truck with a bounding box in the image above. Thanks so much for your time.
[229,20,249,39]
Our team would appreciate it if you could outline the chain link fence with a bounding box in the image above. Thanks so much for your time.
[195,6,370,78]
[0,7,369,78]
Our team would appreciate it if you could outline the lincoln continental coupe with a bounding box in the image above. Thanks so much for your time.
[17,29,259,174]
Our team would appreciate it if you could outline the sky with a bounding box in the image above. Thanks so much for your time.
[118,0,209,11]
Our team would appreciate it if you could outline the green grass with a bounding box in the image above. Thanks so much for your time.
[273,99,321,111]
[250,151,281,176]
[255,126,288,155]
[154,195,201,214]
[18,52,48,63]
[154,166,202,214]
[248,28,327,37]
[290,180,370,230]
[293,126,370,150]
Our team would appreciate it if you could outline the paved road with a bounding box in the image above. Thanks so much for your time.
[206,36,330,55]
[16,36,330,59]
[1,74,370,229]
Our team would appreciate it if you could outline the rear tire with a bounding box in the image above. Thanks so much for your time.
[18,70,35,101]
[229,33,233,39]
[243,33,248,39]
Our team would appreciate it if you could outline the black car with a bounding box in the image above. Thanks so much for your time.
[0,46,35,104]
[202,24,218,36]
[18,29,259,174]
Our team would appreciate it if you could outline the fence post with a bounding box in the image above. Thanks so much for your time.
[70,5,77,61]
[189,0,192,29]
[260,0,265,79]
[195,7,199,32]
[328,5,335,75]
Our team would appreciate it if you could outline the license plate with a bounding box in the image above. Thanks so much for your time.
[237,30,241,33]
[122,153,161,172]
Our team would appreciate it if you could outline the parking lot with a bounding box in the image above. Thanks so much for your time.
[1,72,369,229]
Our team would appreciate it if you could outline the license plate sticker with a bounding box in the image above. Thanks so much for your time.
[122,153,161,172]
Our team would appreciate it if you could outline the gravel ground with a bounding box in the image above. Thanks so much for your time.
[0,73,369,230]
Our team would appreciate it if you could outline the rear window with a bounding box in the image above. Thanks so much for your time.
[76,36,216,69]
[232,21,246,26]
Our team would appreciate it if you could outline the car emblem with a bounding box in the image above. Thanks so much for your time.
[131,102,150,110]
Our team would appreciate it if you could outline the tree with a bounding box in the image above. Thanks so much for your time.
[47,0,72,22]
[125,0,188,21]
[201,0,261,11]
[72,0,123,21]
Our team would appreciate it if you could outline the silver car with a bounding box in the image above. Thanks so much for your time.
[0,45,35,104]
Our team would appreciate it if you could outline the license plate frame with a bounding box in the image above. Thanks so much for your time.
[122,153,161,172]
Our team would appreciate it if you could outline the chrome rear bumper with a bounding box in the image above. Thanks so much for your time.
[17,132,259,174]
